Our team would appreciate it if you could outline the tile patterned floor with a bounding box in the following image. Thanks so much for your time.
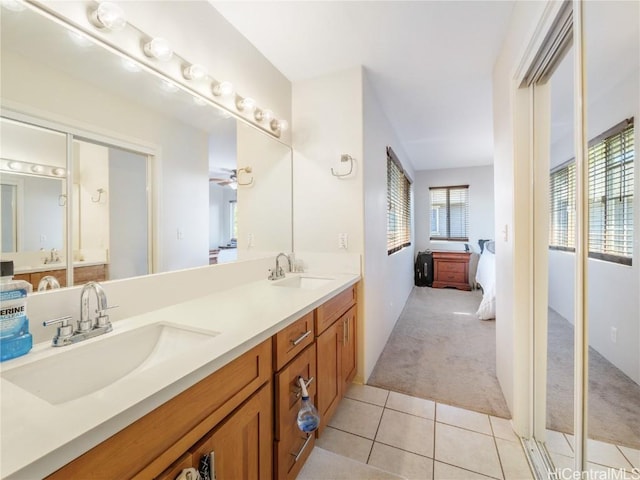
[315,384,533,480]
[312,384,640,479]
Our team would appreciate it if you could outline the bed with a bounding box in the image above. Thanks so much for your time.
[475,240,496,320]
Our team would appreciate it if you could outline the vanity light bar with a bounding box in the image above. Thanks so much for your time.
[0,158,66,178]
[83,1,289,137]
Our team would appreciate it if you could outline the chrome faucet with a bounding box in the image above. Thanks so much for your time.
[43,281,117,347]
[37,275,61,291]
[268,253,291,280]
[43,248,60,264]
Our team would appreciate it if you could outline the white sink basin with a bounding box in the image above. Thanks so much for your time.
[2,323,219,404]
[272,275,335,289]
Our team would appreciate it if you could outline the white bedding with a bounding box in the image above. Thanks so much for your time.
[475,249,496,320]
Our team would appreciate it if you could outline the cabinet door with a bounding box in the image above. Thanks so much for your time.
[274,344,317,480]
[341,306,357,394]
[190,383,272,480]
[316,319,341,436]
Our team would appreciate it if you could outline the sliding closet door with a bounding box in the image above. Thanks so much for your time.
[583,1,640,470]
[544,44,578,469]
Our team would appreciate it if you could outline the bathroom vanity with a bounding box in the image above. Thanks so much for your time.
[0,273,359,480]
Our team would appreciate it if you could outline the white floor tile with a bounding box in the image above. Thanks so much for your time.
[587,438,633,469]
[489,416,519,443]
[436,403,493,435]
[368,442,434,480]
[549,451,635,476]
[433,461,495,479]
[328,397,384,440]
[386,391,435,420]
[346,383,389,407]
[298,447,404,480]
[495,438,533,480]
[315,426,373,464]
[375,408,435,458]
[435,423,503,479]
[544,429,574,457]
[619,445,640,468]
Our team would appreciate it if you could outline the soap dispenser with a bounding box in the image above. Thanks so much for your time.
[296,377,320,433]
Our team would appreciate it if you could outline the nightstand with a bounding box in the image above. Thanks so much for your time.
[432,251,471,291]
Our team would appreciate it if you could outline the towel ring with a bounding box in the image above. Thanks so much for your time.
[237,166,254,186]
[331,154,354,178]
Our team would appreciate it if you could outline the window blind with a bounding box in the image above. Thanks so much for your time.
[549,162,576,250]
[548,118,634,265]
[429,185,469,241]
[588,121,634,261]
[387,147,412,255]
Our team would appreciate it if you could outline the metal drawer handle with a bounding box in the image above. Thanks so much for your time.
[291,330,311,346]
[291,433,313,463]
[295,376,315,398]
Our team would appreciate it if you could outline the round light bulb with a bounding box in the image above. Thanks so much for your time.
[144,37,173,61]
[8,161,21,171]
[92,2,126,31]
[271,119,289,132]
[237,97,256,113]
[183,63,207,81]
[255,109,274,123]
[52,167,66,176]
[212,81,234,97]
[31,164,44,173]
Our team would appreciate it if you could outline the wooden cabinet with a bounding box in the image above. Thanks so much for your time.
[432,252,471,291]
[15,264,107,290]
[315,286,357,436]
[190,383,272,480]
[274,343,316,480]
[46,339,272,480]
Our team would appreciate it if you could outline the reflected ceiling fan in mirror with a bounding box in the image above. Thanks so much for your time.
[210,166,253,189]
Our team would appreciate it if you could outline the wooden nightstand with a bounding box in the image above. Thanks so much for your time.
[432,251,471,291]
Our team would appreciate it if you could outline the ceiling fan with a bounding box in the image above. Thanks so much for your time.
[209,166,253,189]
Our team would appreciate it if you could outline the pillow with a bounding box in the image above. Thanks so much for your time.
[485,241,495,254]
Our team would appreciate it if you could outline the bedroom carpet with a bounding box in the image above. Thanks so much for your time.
[368,287,640,450]
[367,287,511,418]
[547,308,640,449]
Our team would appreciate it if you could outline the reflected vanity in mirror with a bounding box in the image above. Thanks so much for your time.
[0,2,292,292]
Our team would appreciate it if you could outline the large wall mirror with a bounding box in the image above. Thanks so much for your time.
[0,3,293,292]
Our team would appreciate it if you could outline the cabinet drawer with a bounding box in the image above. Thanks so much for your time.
[440,271,466,283]
[275,431,315,480]
[273,312,315,371]
[274,343,316,441]
[438,262,465,273]
[316,286,355,335]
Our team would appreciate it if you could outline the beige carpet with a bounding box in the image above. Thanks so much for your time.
[368,287,640,450]
[547,308,640,449]
[368,287,511,418]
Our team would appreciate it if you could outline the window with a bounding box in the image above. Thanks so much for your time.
[229,200,237,240]
[429,185,469,241]
[387,146,412,254]
[549,118,634,265]
[549,162,576,250]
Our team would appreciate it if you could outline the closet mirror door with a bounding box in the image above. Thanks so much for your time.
[584,1,640,469]
[544,43,577,469]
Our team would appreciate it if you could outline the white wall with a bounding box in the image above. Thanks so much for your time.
[492,0,550,433]
[362,71,416,381]
[414,165,495,254]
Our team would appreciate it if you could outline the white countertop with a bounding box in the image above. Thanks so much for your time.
[0,272,359,479]
[14,260,108,274]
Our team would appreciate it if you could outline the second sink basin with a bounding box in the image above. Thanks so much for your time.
[272,275,335,289]
[2,323,219,405]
